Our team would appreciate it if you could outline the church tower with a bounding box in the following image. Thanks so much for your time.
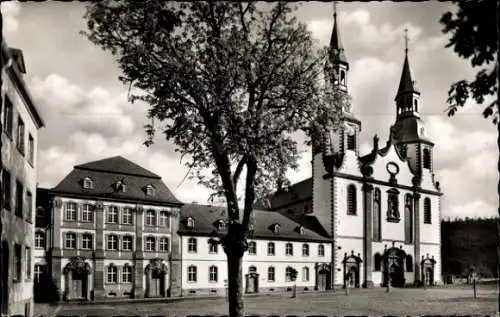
[390,29,435,178]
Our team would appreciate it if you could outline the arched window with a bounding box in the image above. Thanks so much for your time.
[267,242,275,256]
[106,264,117,283]
[159,237,169,252]
[186,217,195,229]
[347,185,357,215]
[302,244,309,256]
[145,209,156,226]
[414,99,418,112]
[406,255,414,272]
[146,185,156,196]
[285,243,293,256]
[423,149,431,169]
[145,236,155,252]
[373,188,382,241]
[318,244,325,257]
[122,235,133,251]
[82,233,93,250]
[209,265,218,282]
[340,70,346,85]
[122,264,133,283]
[248,241,257,255]
[302,267,310,282]
[374,253,382,271]
[82,204,94,222]
[188,237,197,253]
[208,240,218,254]
[187,265,197,282]
[267,267,275,282]
[285,267,295,282]
[83,177,93,189]
[424,197,432,224]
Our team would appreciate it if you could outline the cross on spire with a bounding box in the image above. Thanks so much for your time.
[333,1,337,18]
[404,27,409,54]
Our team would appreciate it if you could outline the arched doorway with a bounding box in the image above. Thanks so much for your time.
[145,258,168,298]
[421,254,436,287]
[1,240,9,314]
[245,266,259,293]
[315,263,331,291]
[383,244,406,287]
[63,256,92,300]
[343,252,362,288]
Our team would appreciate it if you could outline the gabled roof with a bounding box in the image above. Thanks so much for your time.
[50,156,182,205]
[75,156,161,179]
[178,204,330,242]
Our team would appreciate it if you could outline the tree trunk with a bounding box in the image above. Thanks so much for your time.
[497,90,500,313]
[227,249,244,317]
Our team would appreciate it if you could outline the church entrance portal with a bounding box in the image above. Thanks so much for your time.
[145,259,168,298]
[383,244,406,287]
[63,256,92,301]
[343,252,362,288]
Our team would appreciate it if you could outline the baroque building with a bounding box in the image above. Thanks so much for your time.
[35,156,183,300]
[1,42,45,317]
[260,10,442,289]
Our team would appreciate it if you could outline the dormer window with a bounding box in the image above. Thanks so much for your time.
[216,220,226,231]
[115,180,126,192]
[186,217,195,229]
[145,185,155,196]
[83,177,93,189]
[298,226,305,235]
[273,224,280,233]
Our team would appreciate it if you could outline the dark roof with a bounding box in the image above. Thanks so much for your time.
[396,53,419,97]
[75,156,161,178]
[256,178,312,210]
[329,12,348,66]
[50,156,182,205]
[178,204,330,242]
[390,117,434,145]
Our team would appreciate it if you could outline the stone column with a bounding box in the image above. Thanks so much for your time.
[362,183,374,288]
[413,192,421,286]
[93,201,105,299]
[133,205,145,298]
[169,207,182,297]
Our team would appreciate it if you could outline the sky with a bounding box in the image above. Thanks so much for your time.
[1,1,498,220]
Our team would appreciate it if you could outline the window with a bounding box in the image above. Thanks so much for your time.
[16,116,25,154]
[209,265,218,282]
[28,134,34,165]
[347,184,357,215]
[83,177,93,189]
[188,238,197,253]
[122,265,132,283]
[1,169,11,210]
[188,265,197,282]
[216,220,226,231]
[65,202,77,221]
[107,206,119,223]
[299,226,305,235]
[82,233,93,249]
[347,134,355,150]
[186,217,195,228]
[122,235,133,251]
[373,188,382,242]
[3,96,13,137]
[285,267,294,282]
[406,255,414,272]
[209,240,218,254]
[146,185,155,196]
[404,194,413,244]
[107,235,118,250]
[423,149,431,169]
[248,241,256,255]
[15,181,23,218]
[34,264,45,283]
[302,267,309,282]
[318,244,325,257]
[285,243,293,256]
[302,244,309,256]
[34,231,45,249]
[267,242,275,256]
[159,210,170,228]
[25,247,31,280]
[145,209,156,226]
[14,244,22,282]
[106,265,117,283]
[26,191,32,221]
[267,267,275,282]
[145,236,156,252]
[374,253,382,272]
[387,189,400,222]
[122,207,133,224]
[159,237,169,252]
[114,180,126,192]
[340,70,346,85]
[424,197,432,224]
[273,224,280,233]
[82,204,94,222]
[414,99,419,111]
[64,232,76,249]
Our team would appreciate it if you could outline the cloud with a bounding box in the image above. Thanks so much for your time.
[445,200,498,219]
[1,2,21,33]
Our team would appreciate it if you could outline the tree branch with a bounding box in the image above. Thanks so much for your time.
[233,155,248,189]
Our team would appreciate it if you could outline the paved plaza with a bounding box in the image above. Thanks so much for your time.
[36,285,498,317]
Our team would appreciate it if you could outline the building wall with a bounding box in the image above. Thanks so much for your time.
[1,55,41,317]
[180,235,332,295]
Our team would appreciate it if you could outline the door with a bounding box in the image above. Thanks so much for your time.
[318,270,328,291]
[348,267,357,288]
[389,264,404,287]
[71,271,86,299]
[149,271,164,297]
[425,268,433,286]
[246,274,256,293]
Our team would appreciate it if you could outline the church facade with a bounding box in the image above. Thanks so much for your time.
[263,10,443,289]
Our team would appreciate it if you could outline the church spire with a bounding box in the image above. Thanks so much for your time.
[396,28,419,98]
[329,1,348,68]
